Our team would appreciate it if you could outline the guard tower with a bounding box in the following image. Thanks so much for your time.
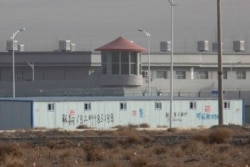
[95,36,146,87]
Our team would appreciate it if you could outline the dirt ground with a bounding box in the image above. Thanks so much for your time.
[0,125,249,167]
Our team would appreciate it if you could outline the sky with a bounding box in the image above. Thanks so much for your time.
[0,0,249,52]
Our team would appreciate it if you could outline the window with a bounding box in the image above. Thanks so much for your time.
[110,52,139,75]
[112,52,119,74]
[130,52,137,75]
[196,71,209,79]
[48,103,55,111]
[155,102,162,110]
[121,52,129,74]
[156,71,167,79]
[16,71,24,81]
[224,101,230,109]
[120,102,127,110]
[190,101,197,109]
[223,71,228,79]
[236,71,246,79]
[175,71,186,79]
[84,102,91,111]
[112,64,119,74]
[101,52,108,74]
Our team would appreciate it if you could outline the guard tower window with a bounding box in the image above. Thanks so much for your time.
[112,52,119,74]
[102,52,108,74]
[121,52,129,74]
[130,52,137,75]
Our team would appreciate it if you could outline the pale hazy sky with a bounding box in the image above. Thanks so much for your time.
[0,0,249,52]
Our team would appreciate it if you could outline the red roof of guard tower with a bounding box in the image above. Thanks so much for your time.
[95,36,146,52]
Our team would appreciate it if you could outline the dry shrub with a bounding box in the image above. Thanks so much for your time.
[209,128,232,144]
[141,135,153,143]
[131,156,148,167]
[47,140,57,149]
[152,145,167,155]
[129,124,140,128]
[181,140,205,154]
[3,155,25,167]
[192,131,209,143]
[84,144,106,162]
[217,144,230,153]
[167,128,178,133]
[172,147,185,158]
[104,159,121,167]
[115,127,142,144]
[120,149,136,161]
[97,130,115,136]
[139,123,150,128]
[0,142,24,167]
[0,142,14,158]
[77,124,90,129]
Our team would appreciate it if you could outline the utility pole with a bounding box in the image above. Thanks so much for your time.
[217,0,224,125]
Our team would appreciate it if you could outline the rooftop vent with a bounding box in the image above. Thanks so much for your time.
[59,40,71,52]
[233,40,245,52]
[160,41,171,52]
[18,44,25,52]
[212,42,223,52]
[6,40,18,52]
[197,40,209,52]
[70,43,76,51]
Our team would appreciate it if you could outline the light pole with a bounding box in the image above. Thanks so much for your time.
[138,28,151,95]
[11,28,26,98]
[168,0,176,128]
[27,62,35,81]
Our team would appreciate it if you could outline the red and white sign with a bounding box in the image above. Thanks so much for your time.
[69,110,75,116]
[132,110,137,116]
[205,106,211,112]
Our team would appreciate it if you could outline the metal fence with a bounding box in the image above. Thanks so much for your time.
[0,87,247,99]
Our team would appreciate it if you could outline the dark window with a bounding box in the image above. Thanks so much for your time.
[48,103,55,111]
[224,101,230,109]
[190,101,196,109]
[155,102,162,110]
[84,103,91,111]
[120,102,127,110]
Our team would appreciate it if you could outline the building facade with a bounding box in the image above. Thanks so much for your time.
[0,37,250,123]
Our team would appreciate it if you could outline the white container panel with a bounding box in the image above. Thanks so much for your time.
[195,100,218,128]
[32,99,243,130]
[223,100,242,125]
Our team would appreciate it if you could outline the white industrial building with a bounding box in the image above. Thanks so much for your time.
[0,36,250,124]
[0,97,244,130]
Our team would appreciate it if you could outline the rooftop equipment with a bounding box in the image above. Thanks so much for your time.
[160,41,171,52]
[70,43,76,51]
[233,40,245,52]
[18,44,25,52]
[212,42,223,52]
[6,40,18,52]
[197,40,209,52]
[59,40,71,52]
